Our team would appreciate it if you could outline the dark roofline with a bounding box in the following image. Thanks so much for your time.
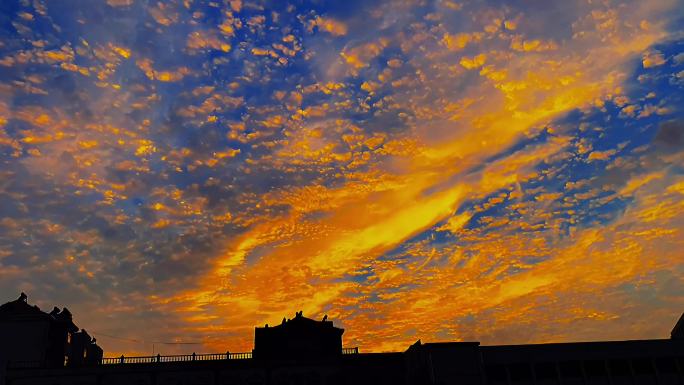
[255,312,344,333]
[477,338,680,350]
[0,293,79,332]
[0,294,48,318]
[671,312,684,339]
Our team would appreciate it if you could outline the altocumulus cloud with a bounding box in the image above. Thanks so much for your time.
[0,0,683,355]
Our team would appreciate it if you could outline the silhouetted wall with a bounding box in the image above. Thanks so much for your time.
[0,294,66,367]
[68,330,103,367]
[5,338,684,385]
[0,294,99,369]
[253,312,344,361]
[3,303,684,385]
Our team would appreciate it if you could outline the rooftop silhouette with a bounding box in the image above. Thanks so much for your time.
[254,310,344,360]
[1,293,683,385]
[0,293,102,370]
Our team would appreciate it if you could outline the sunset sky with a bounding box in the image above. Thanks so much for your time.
[1,0,683,357]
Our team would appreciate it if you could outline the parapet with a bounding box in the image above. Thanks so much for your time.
[253,311,344,360]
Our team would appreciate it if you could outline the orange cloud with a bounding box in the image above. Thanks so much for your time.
[311,16,348,36]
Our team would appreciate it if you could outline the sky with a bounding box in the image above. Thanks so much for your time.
[0,0,683,357]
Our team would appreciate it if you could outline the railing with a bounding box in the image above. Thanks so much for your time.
[227,352,253,360]
[103,348,358,364]
[8,348,360,369]
[342,347,359,355]
[101,352,253,365]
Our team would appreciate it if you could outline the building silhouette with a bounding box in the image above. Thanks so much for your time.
[0,293,103,370]
[253,311,344,360]
[1,294,683,385]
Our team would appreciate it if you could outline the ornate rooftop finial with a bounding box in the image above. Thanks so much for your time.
[60,307,72,318]
[18,292,27,302]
